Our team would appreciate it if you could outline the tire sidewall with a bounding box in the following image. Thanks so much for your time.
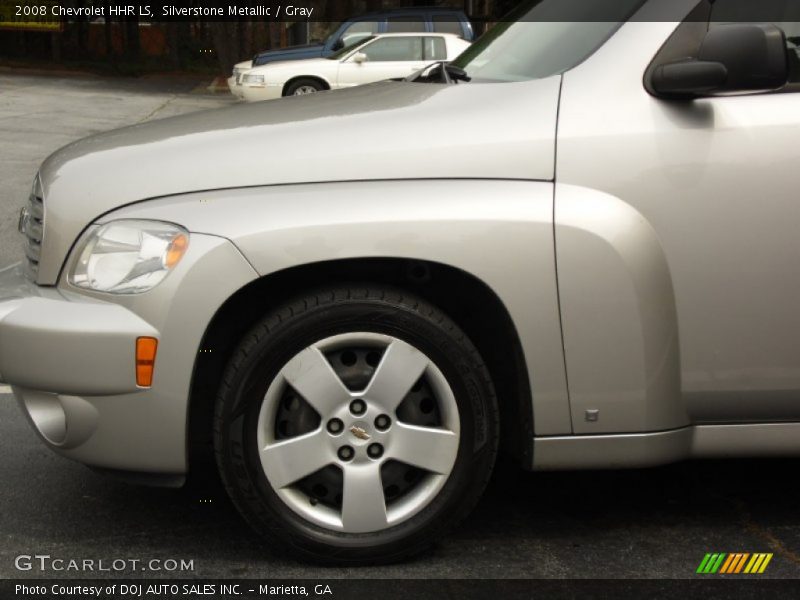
[286,79,323,96]
[216,294,497,560]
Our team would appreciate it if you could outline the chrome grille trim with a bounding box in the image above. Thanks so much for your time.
[22,190,44,281]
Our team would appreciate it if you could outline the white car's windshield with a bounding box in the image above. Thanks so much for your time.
[452,0,646,82]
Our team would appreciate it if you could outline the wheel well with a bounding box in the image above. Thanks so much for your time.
[282,76,330,96]
[188,258,533,477]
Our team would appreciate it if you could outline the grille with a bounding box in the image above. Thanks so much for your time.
[234,67,244,84]
[21,189,44,281]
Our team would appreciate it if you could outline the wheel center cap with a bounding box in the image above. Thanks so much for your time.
[349,424,371,441]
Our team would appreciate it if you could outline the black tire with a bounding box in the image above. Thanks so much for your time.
[213,286,499,564]
[283,78,325,96]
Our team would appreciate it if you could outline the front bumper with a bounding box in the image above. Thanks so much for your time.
[0,266,157,394]
[239,84,282,103]
[227,76,246,99]
[0,233,257,475]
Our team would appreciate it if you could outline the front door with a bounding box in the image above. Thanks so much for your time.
[557,0,800,432]
[337,36,428,88]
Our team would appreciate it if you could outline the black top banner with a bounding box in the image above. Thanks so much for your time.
[1,0,799,24]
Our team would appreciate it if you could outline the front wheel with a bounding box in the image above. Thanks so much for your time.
[284,78,325,96]
[214,286,498,564]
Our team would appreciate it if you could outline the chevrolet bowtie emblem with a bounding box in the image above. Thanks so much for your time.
[349,425,370,441]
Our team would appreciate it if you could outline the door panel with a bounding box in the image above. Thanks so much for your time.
[557,19,800,432]
[337,60,423,87]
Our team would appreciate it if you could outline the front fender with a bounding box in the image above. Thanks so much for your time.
[278,72,334,92]
[555,183,688,434]
[107,179,572,435]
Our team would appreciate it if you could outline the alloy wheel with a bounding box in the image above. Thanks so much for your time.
[256,332,461,533]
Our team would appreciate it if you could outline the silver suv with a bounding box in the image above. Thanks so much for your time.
[1,0,798,563]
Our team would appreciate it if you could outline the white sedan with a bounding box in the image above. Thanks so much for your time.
[227,60,254,99]
[235,33,471,102]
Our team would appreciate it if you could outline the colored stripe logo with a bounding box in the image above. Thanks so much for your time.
[697,553,773,574]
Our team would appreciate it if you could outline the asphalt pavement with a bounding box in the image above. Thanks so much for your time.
[1,73,800,582]
[3,389,800,579]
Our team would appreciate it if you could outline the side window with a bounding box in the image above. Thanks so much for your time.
[783,21,800,83]
[423,37,448,60]
[386,16,426,33]
[339,21,379,48]
[711,0,800,85]
[777,22,799,83]
[432,15,464,36]
[360,37,423,62]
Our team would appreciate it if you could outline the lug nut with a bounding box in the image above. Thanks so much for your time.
[367,443,384,459]
[338,446,355,461]
[349,399,367,416]
[374,414,391,431]
[327,418,344,435]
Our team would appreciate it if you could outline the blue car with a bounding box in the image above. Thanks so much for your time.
[251,7,475,67]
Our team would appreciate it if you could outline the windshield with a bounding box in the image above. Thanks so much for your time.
[327,36,376,60]
[322,21,344,45]
[452,0,647,82]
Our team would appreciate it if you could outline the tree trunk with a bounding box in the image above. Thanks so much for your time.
[280,23,288,47]
[124,17,140,61]
[104,4,115,66]
[50,32,61,63]
[268,21,281,51]
[210,22,239,75]
[240,21,252,61]
[166,22,180,69]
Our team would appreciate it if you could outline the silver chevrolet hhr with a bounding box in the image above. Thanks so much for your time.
[1,0,798,563]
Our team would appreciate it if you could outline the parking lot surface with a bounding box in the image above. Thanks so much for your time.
[0,72,233,271]
[1,74,800,580]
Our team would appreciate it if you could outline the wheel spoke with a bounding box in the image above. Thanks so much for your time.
[363,339,430,412]
[280,346,351,416]
[341,463,388,533]
[259,429,333,489]
[389,423,459,475]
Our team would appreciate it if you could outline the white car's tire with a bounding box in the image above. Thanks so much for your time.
[284,78,325,96]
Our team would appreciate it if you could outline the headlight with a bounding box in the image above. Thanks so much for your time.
[243,73,266,87]
[70,220,189,294]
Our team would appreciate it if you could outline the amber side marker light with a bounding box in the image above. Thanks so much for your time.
[165,233,189,269]
[136,337,158,387]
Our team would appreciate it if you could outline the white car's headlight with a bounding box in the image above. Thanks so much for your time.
[243,73,266,87]
[70,220,189,294]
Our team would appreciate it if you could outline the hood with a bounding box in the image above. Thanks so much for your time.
[253,43,325,65]
[36,77,561,284]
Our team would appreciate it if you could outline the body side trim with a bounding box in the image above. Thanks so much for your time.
[532,422,800,470]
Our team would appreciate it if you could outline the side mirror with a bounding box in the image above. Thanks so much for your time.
[352,52,368,64]
[652,23,788,98]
